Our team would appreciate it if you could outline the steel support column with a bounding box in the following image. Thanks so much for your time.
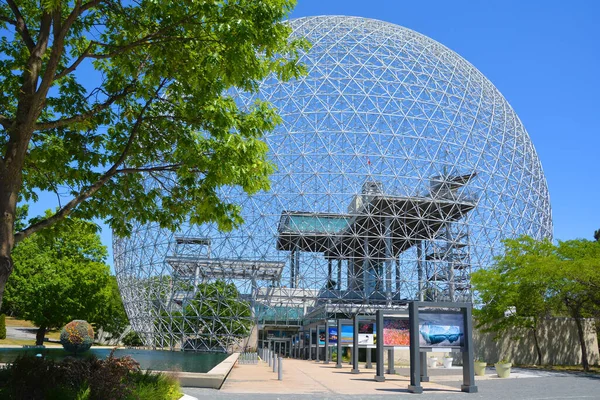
[351,314,360,374]
[374,310,385,382]
[336,319,343,368]
[408,302,423,393]
[325,320,330,364]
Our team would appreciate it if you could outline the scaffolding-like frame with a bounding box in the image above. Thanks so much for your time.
[113,16,552,352]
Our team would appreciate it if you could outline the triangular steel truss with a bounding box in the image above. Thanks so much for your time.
[113,16,552,352]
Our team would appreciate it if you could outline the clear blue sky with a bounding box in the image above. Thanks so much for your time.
[290,0,600,243]
[24,0,599,267]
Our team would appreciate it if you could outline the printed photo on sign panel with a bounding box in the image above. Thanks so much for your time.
[358,322,375,345]
[319,328,326,345]
[341,325,353,344]
[383,318,410,346]
[328,327,338,344]
[418,313,464,347]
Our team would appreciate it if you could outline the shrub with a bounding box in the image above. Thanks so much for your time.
[60,320,94,354]
[122,330,144,347]
[126,370,181,400]
[0,351,181,400]
[0,314,5,340]
[86,350,140,400]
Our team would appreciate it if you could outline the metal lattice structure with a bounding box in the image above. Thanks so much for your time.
[114,16,552,352]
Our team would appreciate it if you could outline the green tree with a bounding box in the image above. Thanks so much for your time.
[473,235,600,371]
[0,0,307,308]
[4,213,119,345]
[0,314,5,340]
[472,236,556,366]
[551,239,600,371]
[162,280,252,350]
[94,275,129,341]
[122,330,143,347]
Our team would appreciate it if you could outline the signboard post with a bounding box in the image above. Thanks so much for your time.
[408,302,423,394]
[408,301,477,394]
[387,349,395,374]
[309,328,314,361]
[461,305,477,393]
[316,325,323,362]
[351,314,360,374]
[336,319,343,368]
[375,310,385,382]
[324,320,330,364]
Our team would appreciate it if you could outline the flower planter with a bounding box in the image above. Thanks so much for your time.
[443,357,453,368]
[474,361,487,376]
[427,357,438,368]
[494,362,512,378]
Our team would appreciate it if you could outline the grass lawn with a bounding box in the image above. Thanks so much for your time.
[46,330,60,340]
[2,317,61,343]
[0,338,39,346]
[4,317,35,327]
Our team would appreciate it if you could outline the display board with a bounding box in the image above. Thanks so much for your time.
[340,324,353,344]
[383,318,410,346]
[318,328,326,345]
[358,322,376,345]
[418,312,464,348]
[328,327,338,344]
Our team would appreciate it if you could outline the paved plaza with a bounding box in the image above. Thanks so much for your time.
[183,358,600,399]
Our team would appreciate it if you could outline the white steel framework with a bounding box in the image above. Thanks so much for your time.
[113,16,552,352]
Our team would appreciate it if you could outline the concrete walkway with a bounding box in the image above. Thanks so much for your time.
[219,358,461,395]
[184,358,600,399]
[6,326,38,341]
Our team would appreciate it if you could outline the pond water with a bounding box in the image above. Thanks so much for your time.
[0,348,228,373]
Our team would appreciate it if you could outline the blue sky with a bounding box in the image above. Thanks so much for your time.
[23,0,599,266]
[289,0,600,242]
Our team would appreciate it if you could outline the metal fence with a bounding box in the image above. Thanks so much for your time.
[239,352,258,364]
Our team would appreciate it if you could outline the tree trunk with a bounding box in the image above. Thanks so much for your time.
[0,167,18,311]
[0,12,54,309]
[532,327,543,366]
[573,315,589,371]
[36,325,47,346]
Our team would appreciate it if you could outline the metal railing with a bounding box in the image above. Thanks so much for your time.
[239,352,258,364]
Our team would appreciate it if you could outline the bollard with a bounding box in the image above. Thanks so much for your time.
[268,350,272,367]
[273,352,277,372]
[278,356,283,380]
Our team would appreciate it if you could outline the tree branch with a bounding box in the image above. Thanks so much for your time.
[115,164,182,174]
[14,80,167,243]
[54,41,96,81]
[5,0,35,51]
[0,15,17,26]
[0,115,11,129]
[34,84,136,130]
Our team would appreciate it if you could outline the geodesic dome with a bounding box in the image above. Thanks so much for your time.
[114,16,552,352]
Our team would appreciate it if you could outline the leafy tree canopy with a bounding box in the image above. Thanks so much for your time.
[0,0,307,307]
[471,236,557,365]
[472,235,600,370]
[3,212,128,344]
[157,279,251,351]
